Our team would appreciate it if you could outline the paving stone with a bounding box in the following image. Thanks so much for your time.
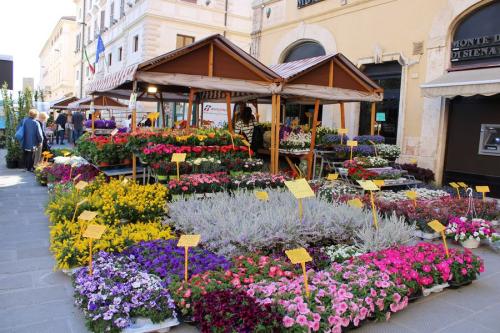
[467,302,500,331]
[0,273,32,292]
[0,250,16,262]
[0,319,72,333]
[391,298,474,333]
[31,269,71,288]
[354,319,417,333]
[0,299,79,328]
[436,319,496,333]
[0,256,55,274]
[0,285,69,310]
[16,246,52,260]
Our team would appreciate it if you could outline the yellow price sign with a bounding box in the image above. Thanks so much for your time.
[177,234,201,248]
[347,198,364,209]
[476,186,490,193]
[75,181,89,191]
[357,180,379,228]
[62,151,71,157]
[122,178,129,185]
[373,179,385,188]
[427,220,449,257]
[171,153,187,163]
[78,210,98,222]
[177,234,201,282]
[357,180,380,192]
[285,248,312,297]
[346,140,358,147]
[285,179,315,199]
[338,128,348,135]
[406,190,418,207]
[148,112,160,120]
[449,182,461,198]
[71,199,89,224]
[457,182,467,188]
[83,224,107,239]
[326,173,339,181]
[255,191,269,201]
[476,186,490,202]
[83,224,107,276]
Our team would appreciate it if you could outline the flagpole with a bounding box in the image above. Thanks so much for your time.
[79,0,87,98]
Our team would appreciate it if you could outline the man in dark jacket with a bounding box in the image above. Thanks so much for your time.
[21,109,43,171]
[72,110,85,142]
[55,111,67,144]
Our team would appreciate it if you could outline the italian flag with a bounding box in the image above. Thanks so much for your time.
[84,47,95,74]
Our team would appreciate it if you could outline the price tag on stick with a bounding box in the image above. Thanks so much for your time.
[457,182,467,188]
[285,248,312,297]
[285,179,315,222]
[177,235,201,282]
[427,220,449,257]
[326,173,339,181]
[357,180,380,228]
[338,128,348,145]
[171,153,187,180]
[83,224,107,276]
[255,191,269,201]
[347,140,358,160]
[373,180,385,188]
[71,199,88,224]
[406,190,418,208]
[75,181,89,191]
[476,186,490,202]
[347,198,364,209]
[449,182,461,199]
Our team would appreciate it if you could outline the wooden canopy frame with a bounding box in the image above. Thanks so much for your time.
[86,34,383,180]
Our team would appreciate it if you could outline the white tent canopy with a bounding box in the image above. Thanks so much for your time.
[421,67,500,98]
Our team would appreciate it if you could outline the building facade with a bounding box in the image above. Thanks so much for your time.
[39,16,78,101]
[251,0,500,192]
[74,0,253,93]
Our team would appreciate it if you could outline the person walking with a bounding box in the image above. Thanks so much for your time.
[19,109,43,172]
[72,110,85,142]
[65,113,74,144]
[33,112,49,166]
[55,111,67,144]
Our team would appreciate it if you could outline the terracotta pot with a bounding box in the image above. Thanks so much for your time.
[122,159,131,165]
[99,161,110,167]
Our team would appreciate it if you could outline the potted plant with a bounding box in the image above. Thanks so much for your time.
[445,216,495,249]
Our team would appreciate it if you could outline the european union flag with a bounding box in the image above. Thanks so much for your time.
[95,35,105,63]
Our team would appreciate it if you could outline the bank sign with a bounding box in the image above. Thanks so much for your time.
[297,0,324,9]
[451,34,500,62]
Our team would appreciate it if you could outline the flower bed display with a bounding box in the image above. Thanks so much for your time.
[167,172,231,196]
[77,133,131,166]
[376,188,449,202]
[357,243,484,294]
[397,163,435,183]
[73,252,177,333]
[167,190,412,256]
[229,172,288,190]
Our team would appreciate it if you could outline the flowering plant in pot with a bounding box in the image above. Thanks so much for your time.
[193,289,283,332]
[445,216,495,249]
[375,144,401,160]
[73,252,177,333]
[121,239,231,282]
[447,248,484,287]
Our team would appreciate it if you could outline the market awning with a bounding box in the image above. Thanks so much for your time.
[49,95,79,110]
[270,53,383,103]
[421,67,500,98]
[68,95,128,110]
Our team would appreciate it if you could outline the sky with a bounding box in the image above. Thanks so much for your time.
[0,0,76,92]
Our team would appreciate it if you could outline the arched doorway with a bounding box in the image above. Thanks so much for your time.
[282,41,326,126]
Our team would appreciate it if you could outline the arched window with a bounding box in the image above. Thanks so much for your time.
[451,2,500,68]
[283,41,326,63]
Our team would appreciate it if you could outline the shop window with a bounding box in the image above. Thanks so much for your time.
[359,61,402,145]
[283,41,325,63]
[451,2,500,68]
[133,35,139,52]
[176,34,195,48]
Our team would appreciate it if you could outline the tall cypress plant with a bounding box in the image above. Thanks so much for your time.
[2,84,34,167]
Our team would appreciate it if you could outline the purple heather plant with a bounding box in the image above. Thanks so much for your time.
[353,135,385,144]
[121,239,231,283]
[73,251,176,333]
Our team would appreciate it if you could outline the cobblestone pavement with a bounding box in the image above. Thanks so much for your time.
[0,149,498,333]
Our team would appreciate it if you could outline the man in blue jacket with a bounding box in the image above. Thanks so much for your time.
[20,109,43,171]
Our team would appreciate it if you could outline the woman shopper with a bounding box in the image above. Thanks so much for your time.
[33,112,49,166]
[19,109,43,172]
[65,113,74,144]
[55,111,67,144]
[234,106,256,144]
